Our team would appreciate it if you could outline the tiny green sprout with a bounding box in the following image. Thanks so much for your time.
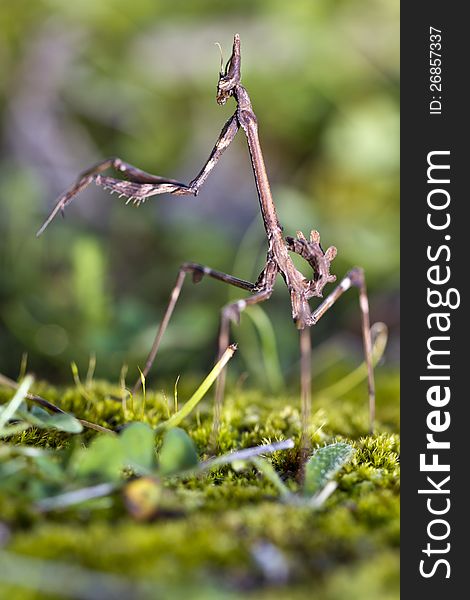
[70,361,92,404]
[137,367,147,420]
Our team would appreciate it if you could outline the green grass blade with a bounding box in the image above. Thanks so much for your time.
[0,374,33,430]
[35,411,83,434]
[251,456,292,499]
[318,322,388,399]
[70,361,92,403]
[156,344,237,432]
[244,306,284,392]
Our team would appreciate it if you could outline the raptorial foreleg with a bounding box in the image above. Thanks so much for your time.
[37,114,240,236]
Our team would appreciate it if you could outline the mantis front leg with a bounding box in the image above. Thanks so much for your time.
[36,157,190,236]
[37,114,240,236]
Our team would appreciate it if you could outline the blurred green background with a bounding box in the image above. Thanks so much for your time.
[0,0,399,390]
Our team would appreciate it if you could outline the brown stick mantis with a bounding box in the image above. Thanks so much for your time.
[37,34,376,438]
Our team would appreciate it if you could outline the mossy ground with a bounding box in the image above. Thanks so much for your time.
[0,368,399,600]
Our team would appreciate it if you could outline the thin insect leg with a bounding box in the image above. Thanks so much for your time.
[212,286,274,444]
[299,326,312,455]
[37,158,189,236]
[109,160,188,185]
[131,262,254,394]
[37,158,113,236]
[94,113,240,201]
[132,269,185,396]
[357,276,375,433]
[187,113,239,192]
[311,267,376,433]
[38,114,239,236]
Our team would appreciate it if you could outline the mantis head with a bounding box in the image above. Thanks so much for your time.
[216,34,241,105]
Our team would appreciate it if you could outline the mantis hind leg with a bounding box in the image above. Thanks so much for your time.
[132,262,255,394]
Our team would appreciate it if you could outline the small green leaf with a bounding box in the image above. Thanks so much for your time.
[39,412,83,433]
[34,455,65,482]
[304,442,354,497]
[74,435,125,481]
[21,404,83,433]
[120,422,156,472]
[158,428,198,476]
[30,405,50,419]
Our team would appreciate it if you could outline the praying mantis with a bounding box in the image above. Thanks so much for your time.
[37,34,376,438]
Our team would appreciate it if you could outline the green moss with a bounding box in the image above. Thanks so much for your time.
[1,370,399,598]
[7,500,398,597]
